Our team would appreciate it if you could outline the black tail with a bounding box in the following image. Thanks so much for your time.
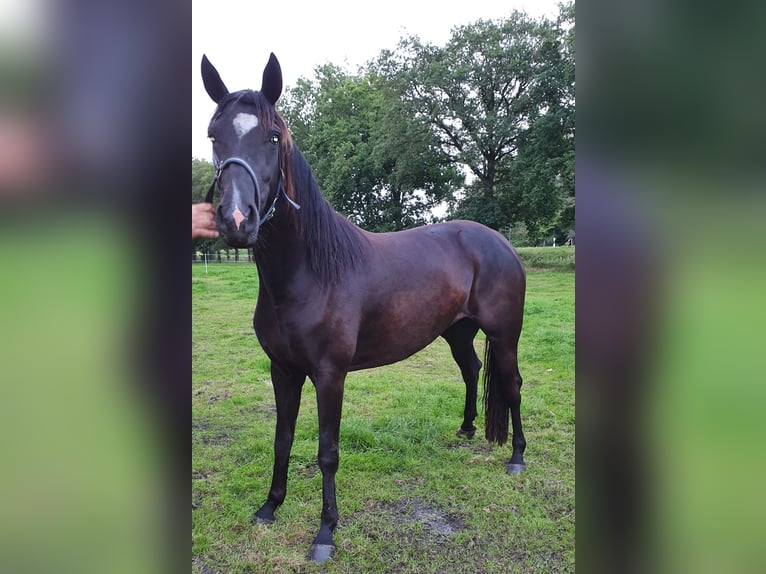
[482,340,509,445]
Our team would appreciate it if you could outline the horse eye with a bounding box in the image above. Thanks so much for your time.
[270,134,279,145]
[209,136,216,143]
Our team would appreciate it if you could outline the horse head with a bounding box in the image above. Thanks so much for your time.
[201,53,288,248]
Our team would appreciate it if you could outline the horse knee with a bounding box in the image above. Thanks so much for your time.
[317,445,339,474]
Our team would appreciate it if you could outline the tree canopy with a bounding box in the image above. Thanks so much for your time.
[378,6,574,240]
[280,65,460,231]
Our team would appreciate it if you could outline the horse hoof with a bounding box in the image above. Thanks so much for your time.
[506,462,526,475]
[308,544,335,563]
[456,427,476,439]
[252,513,275,525]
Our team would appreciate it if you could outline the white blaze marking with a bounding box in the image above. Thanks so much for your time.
[232,112,259,139]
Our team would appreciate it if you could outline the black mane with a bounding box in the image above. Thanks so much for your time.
[286,146,369,284]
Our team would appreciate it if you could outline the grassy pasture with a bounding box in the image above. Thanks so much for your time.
[515,246,575,272]
[192,258,574,573]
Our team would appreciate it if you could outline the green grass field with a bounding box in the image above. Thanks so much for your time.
[192,256,574,573]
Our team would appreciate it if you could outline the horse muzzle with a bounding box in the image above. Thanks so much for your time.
[216,202,260,247]
[210,157,264,247]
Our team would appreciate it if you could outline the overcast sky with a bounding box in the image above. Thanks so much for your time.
[192,0,563,159]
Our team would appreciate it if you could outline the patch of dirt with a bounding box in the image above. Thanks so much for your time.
[211,433,235,446]
[292,462,319,478]
[191,556,218,574]
[198,432,234,446]
[410,502,464,536]
[343,498,480,572]
[382,498,465,537]
[207,390,231,404]
[233,403,277,417]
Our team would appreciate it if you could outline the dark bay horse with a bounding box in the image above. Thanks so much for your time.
[201,53,527,562]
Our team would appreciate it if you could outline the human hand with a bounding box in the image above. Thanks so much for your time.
[192,203,219,238]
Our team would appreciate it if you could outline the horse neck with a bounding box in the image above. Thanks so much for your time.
[253,210,308,300]
[255,148,368,295]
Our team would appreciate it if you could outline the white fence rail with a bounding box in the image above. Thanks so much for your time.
[192,249,255,263]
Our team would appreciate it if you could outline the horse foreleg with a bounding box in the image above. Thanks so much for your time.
[253,362,305,524]
[307,368,346,563]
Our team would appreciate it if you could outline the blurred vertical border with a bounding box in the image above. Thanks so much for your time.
[578,0,766,572]
[0,1,190,573]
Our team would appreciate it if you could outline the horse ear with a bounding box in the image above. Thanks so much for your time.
[201,54,229,103]
[261,53,282,106]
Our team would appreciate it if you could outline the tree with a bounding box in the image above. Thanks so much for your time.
[280,65,459,231]
[192,157,214,203]
[369,69,462,228]
[383,6,575,239]
[506,2,574,243]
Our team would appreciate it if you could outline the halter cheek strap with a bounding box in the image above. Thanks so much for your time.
[204,157,300,225]
[258,169,301,223]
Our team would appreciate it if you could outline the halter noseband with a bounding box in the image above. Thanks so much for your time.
[204,156,300,225]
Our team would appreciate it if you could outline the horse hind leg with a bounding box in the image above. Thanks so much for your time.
[483,331,526,474]
[442,319,481,439]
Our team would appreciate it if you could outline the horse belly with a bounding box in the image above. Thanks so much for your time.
[349,339,434,371]
[349,283,467,371]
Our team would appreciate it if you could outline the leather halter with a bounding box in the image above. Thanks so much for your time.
[204,155,300,225]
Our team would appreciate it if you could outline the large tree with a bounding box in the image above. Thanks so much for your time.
[280,65,459,231]
[507,3,575,242]
[381,6,574,239]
